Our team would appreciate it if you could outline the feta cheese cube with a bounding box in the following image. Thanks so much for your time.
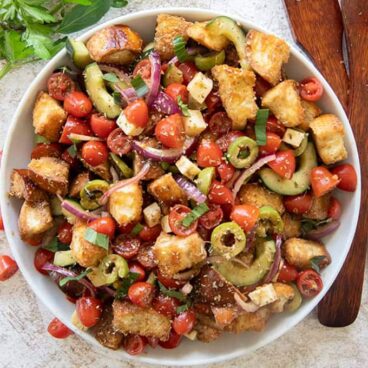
[187,72,213,104]
[175,156,201,180]
[117,112,144,137]
[143,202,161,227]
[183,110,207,137]
[282,128,306,148]
[248,284,278,307]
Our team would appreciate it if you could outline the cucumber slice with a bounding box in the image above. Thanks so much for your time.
[66,38,92,69]
[54,250,76,267]
[163,64,183,87]
[50,196,63,216]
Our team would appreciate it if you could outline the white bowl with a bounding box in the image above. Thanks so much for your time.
[0,7,361,366]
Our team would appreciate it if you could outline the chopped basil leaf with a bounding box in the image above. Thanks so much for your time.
[158,281,187,302]
[255,108,269,146]
[131,75,149,97]
[131,223,144,236]
[112,91,122,105]
[177,96,190,117]
[176,302,191,314]
[67,144,77,158]
[84,227,109,250]
[43,237,69,253]
[310,256,327,273]
[160,162,170,171]
[141,48,154,59]
[69,136,81,144]
[173,35,189,63]
[181,203,209,227]
[301,218,331,236]
[115,272,140,299]
[59,269,91,287]
[103,72,119,83]
[34,135,49,144]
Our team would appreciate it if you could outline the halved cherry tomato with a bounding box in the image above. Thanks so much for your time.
[31,143,63,159]
[268,150,296,179]
[199,204,223,230]
[146,336,159,348]
[47,72,76,101]
[284,192,313,215]
[90,113,117,139]
[159,330,182,349]
[57,221,73,244]
[216,131,245,152]
[124,335,147,355]
[88,217,116,240]
[165,83,188,103]
[277,262,299,283]
[155,113,185,149]
[297,269,323,297]
[208,181,234,205]
[205,91,221,113]
[136,246,156,270]
[169,204,198,237]
[113,235,141,259]
[129,262,146,281]
[34,248,54,275]
[0,216,3,231]
[330,164,357,192]
[266,116,286,137]
[208,112,232,138]
[255,75,272,98]
[25,236,42,247]
[59,116,92,145]
[173,309,196,335]
[178,61,197,84]
[76,296,103,327]
[128,282,155,307]
[328,197,342,220]
[311,166,340,197]
[157,269,186,289]
[64,91,93,118]
[133,59,151,81]
[118,222,136,234]
[217,161,235,183]
[152,294,181,318]
[0,255,18,281]
[259,132,282,155]
[139,224,161,242]
[81,141,108,167]
[47,317,73,339]
[125,99,149,128]
[197,140,223,167]
[230,204,259,232]
[107,128,132,156]
[299,77,324,102]
[61,149,78,168]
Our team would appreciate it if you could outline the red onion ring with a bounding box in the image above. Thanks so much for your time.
[99,64,131,84]
[174,175,207,203]
[234,293,259,312]
[152,91,180,115]
[132,140,183,163]
[68,133,103,142]
[306,220,340,240]
[263,235,282,284]
[61,200,99,222]
[146,51,161,106]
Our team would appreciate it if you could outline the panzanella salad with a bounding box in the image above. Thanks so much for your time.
[9,14,358,354]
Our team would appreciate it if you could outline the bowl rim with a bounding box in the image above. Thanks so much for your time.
[0,6,361,366]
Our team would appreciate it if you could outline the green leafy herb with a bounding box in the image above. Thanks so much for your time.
[115,272,140,299]
[43,237,70,253]
[67,144,78,158]
[131,223,144,236]
[255,109,269,146]
[310,256,327,273]
[301,218,331,236]
[176,302,191,314]
[158,281,187,302]
[131,75,149,97]
[34,134,50,144]
[177,96,190,117]
[173,35,189,62]
[112,91,122,105]
[103,72,120,83]
[84,228,109,250]
[181,203,209,228]
[59,269,91,287]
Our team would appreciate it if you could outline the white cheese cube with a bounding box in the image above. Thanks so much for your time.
[187,72,213,104]
[248,284,278,307]
[175,156,201,180]
[282,128,306,148]
[143,202,161,227]
[117,112,144,137]
[161,215,172,233]
[183,110,207,137]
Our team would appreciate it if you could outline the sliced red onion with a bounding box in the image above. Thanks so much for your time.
[244,227,256,253]
[99,162,150,205]
[174,174,207,203]
[110,166,119,183]
[132,140,182,163]
[152,91,180,115]
[115,84,138,104]
[263,235,282,284]
[183,137,197,156]
[68,133,103,142]
[232,154,276,199]
[306,220,340,241]
[234,292,259,312]
[99,64,131,84]
[181,282,193,295]
[187,45,208,55]
[99,285,117,297]
[61,200,99,222]
[226,170,241,189]
[146,51,161,106]
[168,56,179,65]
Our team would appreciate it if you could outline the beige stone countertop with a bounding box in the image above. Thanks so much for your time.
[0,1,367,367]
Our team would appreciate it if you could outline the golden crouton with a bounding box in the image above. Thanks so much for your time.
[187,21,229,51]
[108,183,143,226]
[79,156,112,182]
[18,200,53,240]
[28,157,69,196]
[298,100,321,131]
[154,14,192,60]
[283,237,331,270]
[269,282,295,313]
[33,92,67,142]
[70,220,107,268]
[212,64,258,130]
[304,194,330,220]
[225,307,271,333]
[152,231,206,277]
[112,300,171,341]
[9,169,47,203]
[148,173,187,206]
[86,25,143,65]
[68,172,90,198]
[310,114,348,165]
[245,30,290,85]
[195,320,222,343]
[238,183,285,214]
[262,80,304,127]
[282,213,301,239]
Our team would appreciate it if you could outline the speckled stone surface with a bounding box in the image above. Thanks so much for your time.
[0,1,367,367]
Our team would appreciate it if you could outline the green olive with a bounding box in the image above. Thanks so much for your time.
[227,136,259,169]
[109,153,133,179]
[80,179,110,210]
[196,167,216,195]
[194,50,226,71]
[256,206,284,237]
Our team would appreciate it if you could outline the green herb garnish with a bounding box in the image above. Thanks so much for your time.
[115,272,140,299]
[158,281,187,302]
[67,144,78,158]
[34,135,49,144]
[59,268,91,287]
[43,237,69,253]
[301,218,331,236]
[310,256,327,273]
[103,72,120,83]
[131,75,149,97]
[181,203,209,228]
[131,223,144,236]
[173,35,190,63]
[255,108,269,146]
[176,302,191,314]
[112,91,122,105]
[84,228,109,250]
[177,96,191,117]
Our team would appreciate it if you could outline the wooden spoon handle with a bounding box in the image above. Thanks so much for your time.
[317,0,368,327]
[283,0,349,111]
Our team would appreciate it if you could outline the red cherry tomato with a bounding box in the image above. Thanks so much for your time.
[81,141,108,167]
[152,294,181,318]
[157,269,186,289]
[124,335,147,355]
[208,112,232,138]
[277,262,299,283]
[178,61,197,84]
[133,59,151,81]
[216,131,245,152]
[90,113,117,139]
[208,181,234,205]
[125,99,149,128]
[25,236,42,247]
[31,143,63,159]
[230,204,259,232]
[169,204,198,237]
[47,72,76,101]
[159,330,182,349]
[330,164,357,192]
[61,148,79,168]
[266,116,286,137]
[217,162,235,183]
[129,262,146,281]
[128,282,155,307]
[59,116,92,145]
[254,75,272,98]
[259,132,281,155]
[88,217,116,240]
[165,83,188,103]
[297,269,323,297]
[311,166,340,197]
[76,296,103,328]
[205,91,221,113]
[47,317,73,339]
[299,77,324,102]
[136,246,156,270]
[197,140,223,167]
[268,150,296,179]
[328,197,342,220]
[284,192,313,215]
[34,248,54,275]
[64,91,93,118]
[198,204,223,230]
[107,128,132,156]
[0,255,18,281]
[173,309,196,335]
[0,216,3,231]
[155,113,185,149]
[113,235,141,260]
[118,223,136,234]
[139,224,161,242]
[57,221,73,244]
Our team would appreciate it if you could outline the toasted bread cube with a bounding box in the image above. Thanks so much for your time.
[269,282,295,313]
[248,284,278,307]
[70,220,107,267]
[195,319,222,343]
[86,25,142,65]
[175,156,201,180]
[153,231,206,277]
[212,65,258,130]
[245,30,290,85]
[282,128,306,148]
[262,80,304,127]
[283,237,331,270]
[33,92,67,142]
[299,100,321,131]
[69,172,90,198]
[28,157,69,196]
[282,213,301,239]
[225,308,271,333]
[183,110,207,137]
[143,202,161,228]
[187,72,213,104]
[18,200,53,240]
[310,114,348,164]
[112,300,171,341]
[304,194,330,220]
[154,14,192,60]
[79,155,112,182]
[108,183,143,226]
